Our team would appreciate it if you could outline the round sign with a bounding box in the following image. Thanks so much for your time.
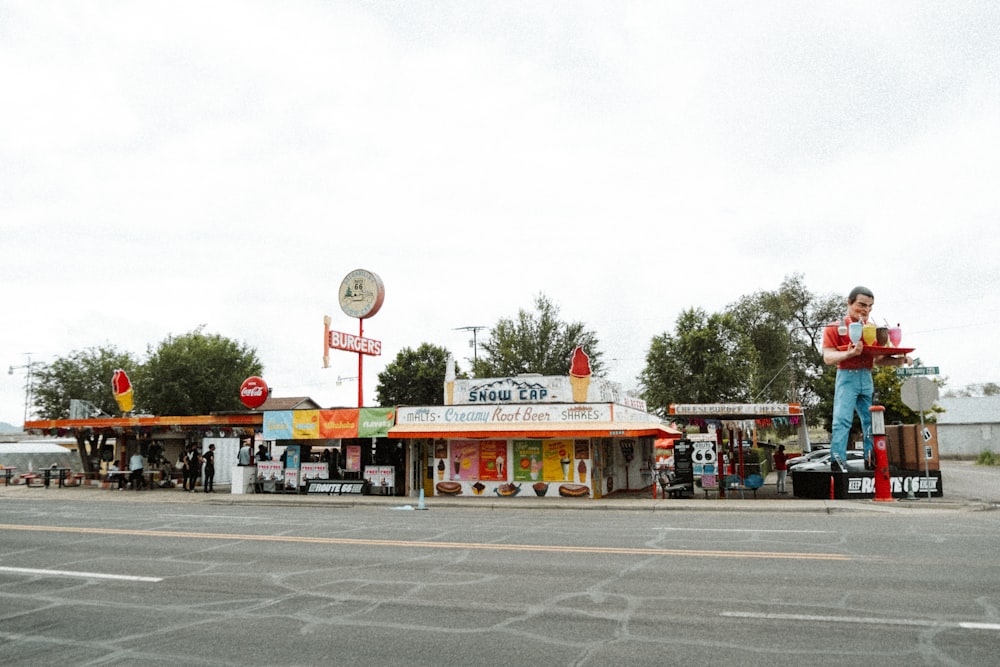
[239,376,269,409]
[339,269,385,319]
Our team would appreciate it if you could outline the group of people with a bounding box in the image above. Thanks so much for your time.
[106,443,216,492]
[106,451,149,491]
[178,443,216,492]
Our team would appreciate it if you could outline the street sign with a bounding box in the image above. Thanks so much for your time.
[901,376,939,412]
[896,366,939,377]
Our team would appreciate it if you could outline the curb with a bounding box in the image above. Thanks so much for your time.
[0,483,989,514]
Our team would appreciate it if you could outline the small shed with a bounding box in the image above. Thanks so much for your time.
[0,440,83,475]
[936,396,1000,457]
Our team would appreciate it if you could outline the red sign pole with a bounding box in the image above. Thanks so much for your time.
[357,318,364,408]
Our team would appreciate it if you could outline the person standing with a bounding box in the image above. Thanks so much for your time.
[238,440,252,466]
[774,445,789,495]
[822,286,911,472]
[184,444,202,492]
[128,450,146,490]
[202,443,216,493]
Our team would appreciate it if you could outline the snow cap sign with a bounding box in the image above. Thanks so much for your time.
[239,376,269,409]
[568,346,592,402]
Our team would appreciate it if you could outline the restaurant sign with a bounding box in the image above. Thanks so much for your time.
[396,404,613,425]
[306,480,367,495]
[450,376,646,411]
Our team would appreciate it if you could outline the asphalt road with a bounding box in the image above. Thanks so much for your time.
[1,490,998,666]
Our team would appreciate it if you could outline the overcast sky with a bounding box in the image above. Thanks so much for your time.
[3,1,999,427]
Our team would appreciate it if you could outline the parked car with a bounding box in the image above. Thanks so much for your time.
[791,450,866,473]
[785,447,831,470]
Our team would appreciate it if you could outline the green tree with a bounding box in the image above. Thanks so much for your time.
[375,343,459,406]
[639,308,758,416]
[33,345,141,473]
[473,294,604,378]
[137,328,263,415]
[726,275,842,422]
[33,345,140,420]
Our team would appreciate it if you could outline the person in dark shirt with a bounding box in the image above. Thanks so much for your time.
[202,444,216,493]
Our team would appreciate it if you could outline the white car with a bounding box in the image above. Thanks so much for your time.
[791,450,867,473]
[785,448,831,470]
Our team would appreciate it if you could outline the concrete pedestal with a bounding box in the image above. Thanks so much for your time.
[231,465,257,494]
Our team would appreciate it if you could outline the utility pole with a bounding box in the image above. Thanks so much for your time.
[454,326,486,364]
[8,354,39,426]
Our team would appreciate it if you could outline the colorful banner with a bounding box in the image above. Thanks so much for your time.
[359,407,395,437]
[263,411,294,440]
[513,440,544,482]
[264,408,396,440]
[543,439,574,482]
[320,409,358,438]
[293,410,320,439]
[478,440,508,481]
[450,440,480,481]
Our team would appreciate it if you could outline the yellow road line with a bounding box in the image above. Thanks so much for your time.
[0,523,852,561]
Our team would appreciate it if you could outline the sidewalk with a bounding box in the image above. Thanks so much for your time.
[1,468,990,514]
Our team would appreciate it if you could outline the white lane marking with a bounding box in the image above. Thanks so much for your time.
[0,566,162,582]
[654,527,830,534]
[722,611,1000,632]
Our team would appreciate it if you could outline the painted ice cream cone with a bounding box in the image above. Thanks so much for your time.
[444,354,456,405]
[578,459,587,483]
[569,346,592,402]
[112,369,134,413]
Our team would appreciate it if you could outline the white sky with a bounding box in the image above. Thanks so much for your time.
[2,1,999,426]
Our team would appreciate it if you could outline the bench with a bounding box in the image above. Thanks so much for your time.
[725,473,765,499]
[661,482,692,498]
[656,472,692,499]
[22,474,44,488]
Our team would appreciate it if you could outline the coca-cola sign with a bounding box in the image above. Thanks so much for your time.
[239,376,269,409]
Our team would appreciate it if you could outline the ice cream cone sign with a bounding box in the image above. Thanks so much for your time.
[111,369,134,413]
[569,346,592,402]
[444,354,456,405]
